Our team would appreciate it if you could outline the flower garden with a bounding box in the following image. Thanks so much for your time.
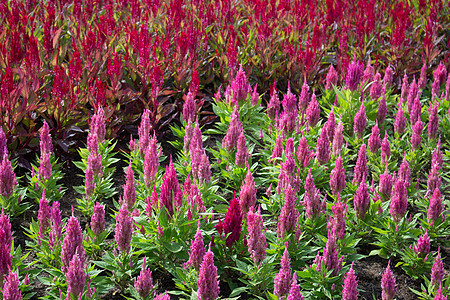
[0,0,449,299]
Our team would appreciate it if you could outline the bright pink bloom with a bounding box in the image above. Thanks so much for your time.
[381,261,397,300]
[370,72,383,100]
[342,262,358,300]
[61,216,85,272]
[138,109,151,156]
[314,229,343,276]
[297,134,314,167]
[353,144,368,185]
[66,252,85,298]
[251,84,259,106]
[428,102,439,140]
[354,103,367,138]
[160,158,182,216]
[410,96,422,126]
[197,248,220,300]
[390,179,408,223]
[398,156,411,188]
[134,257,153,299]
[239,171,256,215]
[411,120,424,150]
[377,94,387,124]
[400,72,409,102]
[274,242,292,297]
[394,103,407,136]
[428,188,443,227]
[434,285,447,300]
[0,129,7,159]
[407,78,419,113]
[431,247,444,288]
[38,189,50,237]
[122,161,136,210]
[2,270,22,300]
[379,164,393,201]
[427,165,441,197]
[185,221,205,271]
[316,128,330,165]
[280,84,298,133]
[354,181,370,220]
[247,206,266,265]
[432,136,443,170]
[90,106,106,143]
[277,185,299,238]
[332,120,344,156]
[384,65,394,88]
[287,272,303,300]
[418,63,427,90]
[223,193,242,247]
[368,121,381,153]
[304,169,325,219]
[381,132,391,165]
[330,156,346,195]
[91,202,105,237]
[325,65,338,90]
[298,81,310,113]
[40,121,53,156]
[115,207,133,253]
[324,109,336,142]
[183,91,196,124]
[327,195,347,240]
[413,231,430,257]
[49,201,62,248]
[267,82,280,119]
[38,153,52,182]
[235,133,248,168]
[222,106,243,152]
[345,56,364,91]
[144,134,159,187]
[306,93,320,128]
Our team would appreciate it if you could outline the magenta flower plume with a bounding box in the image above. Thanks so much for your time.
[306,92,320,128]
[115,207,133,253]
[40,121,53,156]
[229,63,251,105]
[251,84,259,106]
[332,120,344,156]
[434,285,447,300]
[87,150,103,179]
[394,102,407,136]
[0,129,7,159]
[354,103,367,138]
[235,133,248,168]
[389,179,408,223]
[353,144,368,185]
[155,293,170,300]
[428,102,439,140]
[271,135,283,162]
[298,81,310,113]
[330,156,346,195]
[379,164,393,201]
[66,252,85,298]
[122,161,136,210]
[160,157,182,216]
[184,121,193,153]
[325,65,338,90]
[223,193,243,247]
[427,165,441,197]
[3,270,22,300]
[368,121,381,153]
[287,272,303,300]
[274,242,292,297]
[418,63,427,90]
[61,215,85,272]
[267,82,280,119]
[400,72,409,102]
[413,231,430,257]
[304,169,325,219]
[90,106,106,143]
[316,128,330,165]
[324,109,336,142]
[384,65,394,88]
[0,210,12,247]
[222,106,243,152]
[407,78,419,113]
[297,134,314,167]
[370,72,383,100]
[431,247,444,288]
[144,134,159,187]
[327,195,347,240]
[411,120,424,150]
[342,262,358,300]
[239,171,256,216]
[345,56,364,91]
[398,156,411,188]
[314,229,343,276]
[381,261,397,300]
[377,94,387,124]
[280,83,298,133]
[85,163,95,199]
[38,152,52,182]
[49,201,62,248]
[362,60,374,85]
[431,63,447,97]
[197,247,220,300]
[183,91,197,124]
[38,189,50,237]
[432,136,443,170]
[428,188,443,227]
[91,202,105,237]
[138,109,151,156]
[185,221,205,271]
[247,206,266,265]
[354,181,370,220]
[277,185,299,238]
[381,132,391,165]
[134,257,153,299]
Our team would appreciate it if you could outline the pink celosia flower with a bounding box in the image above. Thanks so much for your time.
[184,121,193,153]
[40,121,53,156]
[306,92,320,128]
[66,252,85,298]
[354,103,367,138]
[38,152,52,182]
[87,151,102,179]
[400,72,409,102]
[91,202,105,237]
[342,262,358,300]
[239,171,256,215]
[379,163,393,201]
[418,63,427,90]
[394,102,407,136]
[353,144,368,185]
[324,109,336,142]
[229,63,251,105]
[368,121,381,153]
[61,215,85,272]
[122,161,136,211]
[155,292,170,300]
[298,81,310,113]
[183,91,197,124]
[144,134,159,187]
[2,269,22,300]
[354,181,370,220]
[428,188,443,227]
[0,129,7,166]
[431,247,444,288]
[332,120,344,156]
[222,106,243,152]
[49,201,62,248]
[377,94,387,124]
[384,65,394,88]
[316,128,330,165]
[271,135,283,163]
[85,163,95,199]
[398,156,411,188]
[235,133,248,168]
[428,102,439,140]
[138,109,151,156]
[314,229,343,276]
[410,96,422,126]
[431,63,447,97]
[346,56,364,91]
[90,106,106,143]
[411,120,424,150]
[280,84,298,134]
[115,207,133,253]
[370,72,383,100]
[297,134,314,167]
[432,136,443,170]
[223,193,242,247]
[277,185,299,238]
[389,179,408,223]
[185,221,205,271]
[330,156,346,195]
[247,206,266,265]
[362,60,374,85]
[251,84,259,106]
[381,261,397,300]
[327,195,347,240]
[325,65,339,90]
[197,247,220,300]
[427,165,441,197]
[381,132,391,165]
[434,285,447,300]
[274,242,292,297]
[267,82,280,119]
[407,78,419,114]
[413,231,430,257]
[287,272,303,300]
[160,158,182,216]
[134,257,153,299]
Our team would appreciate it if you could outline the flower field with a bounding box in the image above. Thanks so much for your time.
[0,0,450,299]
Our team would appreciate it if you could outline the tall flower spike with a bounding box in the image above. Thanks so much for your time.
[298,81,310,113]
[398,156,411,187]
[222,106,243,152]
[381,261,397,300]
[138,109,151,156]
[2,270,22,300]
[277,185,299,238]
[185,220,205,271]
[379,164,393,201]
[314,229,343,276]
[418,63,427,90]
[122,161,136,211]
[370,72,383,100]
[235,132,248,168]
[410,96,422,126]
[327,195,347,240]
[432,136,443,170]
[325,65,338,90]
[394,102,407,136]
[377,94,387,124]
[384,65,394,88]
[247,206,266,265]
[297,134,314,167]
[66,252,85,299]
[431,247,444,288]
[90,106,106,143]
[115,207,133,253]
[407,78,419,113]
[332,120,344,156]
[354,103,367,138]
[316,128,330,165]
[91,202,105,237]
[354,181,370,220]
[223,193,242,247]
[353,144,368,185]
[49,201,62,248]
[274,242,292,297]
[413,231,430,257]
[381,132,391,165]
[389,179,408,223]
[428,188,443,227]
[306,92,320,128]
[250,84,259,106]
[362,60,374,85]
[267,81,280,119]
[134,257,153,299]
[38,153,52,182]
[239,171,256,216]
[346,55,364,91]
[159,157,182,216]
[400,72,409,102]
[330,156,346,195]
[197,246,220,300]
[427,165,441,197]
[428,102,439,140]
[368,121,381,153]
[61,216,85,272]
[325,109,336,142]
[287,272,303,300]
[411,120,424,150]
[183,91,196,124]
[280,83,298,133]
[0,128,7,159]
[271,135,283,162]
[143,134,159,187]
[155,293,170,300]
[40,121,53,156]
[433,285,447,300]
[342,262,358,300]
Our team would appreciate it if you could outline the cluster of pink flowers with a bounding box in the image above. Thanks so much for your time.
[314,229,343,276]
[246,206,266,265]
[197,246,220,300]
[274,242,292,297]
